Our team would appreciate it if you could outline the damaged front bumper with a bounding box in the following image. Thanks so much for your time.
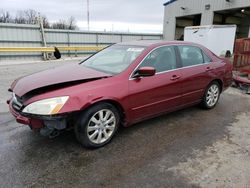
[8,100,43,129]
[8,99,69,133]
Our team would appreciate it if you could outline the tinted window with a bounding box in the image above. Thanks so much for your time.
[203,52,212,63]
[139,46,177,73]
[178,46,204,67]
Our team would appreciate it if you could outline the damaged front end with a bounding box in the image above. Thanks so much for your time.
[8,92,79,138]
[7,62,112,138]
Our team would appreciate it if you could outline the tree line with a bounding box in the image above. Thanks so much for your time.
[0,9,77,30]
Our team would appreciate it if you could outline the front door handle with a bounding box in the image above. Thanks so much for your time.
[170,75,181,80]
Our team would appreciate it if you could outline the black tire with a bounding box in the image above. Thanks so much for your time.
[75,102,120,148]
[201,81,221,109]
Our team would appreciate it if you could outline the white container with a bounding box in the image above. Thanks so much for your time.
[184,25,237,56]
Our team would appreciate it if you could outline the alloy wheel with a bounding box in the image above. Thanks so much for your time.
[206,84,219,107]
[87,109,116,144]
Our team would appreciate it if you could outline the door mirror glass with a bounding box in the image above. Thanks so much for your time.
[133,66,156,78]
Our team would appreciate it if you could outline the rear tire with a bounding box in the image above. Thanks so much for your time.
[75,102,120,148]
[201,81,221,109]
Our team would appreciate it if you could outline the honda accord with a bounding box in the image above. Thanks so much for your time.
[8,40,233,148]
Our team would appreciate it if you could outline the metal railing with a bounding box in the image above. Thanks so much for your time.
[0,46,105,52]
[0,46,106,60]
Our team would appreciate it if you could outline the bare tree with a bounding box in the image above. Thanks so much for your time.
[52,19,67,30]
[52,17,77,30]
[14,11,26,24]
[14,9,38,24]
[0,11,12,23]
[42,16,50,28]
[24,9,38,24]
[0,9,77,30]
[68,16,77,30]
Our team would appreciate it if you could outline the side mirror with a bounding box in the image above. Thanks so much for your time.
[133,66,156,78]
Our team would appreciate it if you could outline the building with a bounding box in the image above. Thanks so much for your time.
[163,0,250,40]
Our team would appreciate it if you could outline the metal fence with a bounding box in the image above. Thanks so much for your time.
[0,23,163,61]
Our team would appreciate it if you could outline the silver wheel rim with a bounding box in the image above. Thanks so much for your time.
[87,109,116,144]
[206,84,219,107]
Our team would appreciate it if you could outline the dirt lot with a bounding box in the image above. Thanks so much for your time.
[0,60,250,188]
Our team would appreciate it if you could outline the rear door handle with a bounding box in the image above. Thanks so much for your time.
[170,75,181,80]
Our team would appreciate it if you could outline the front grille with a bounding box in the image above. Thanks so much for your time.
[12,93,23,111]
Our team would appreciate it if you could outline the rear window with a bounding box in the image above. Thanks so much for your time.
[178,46,204,67]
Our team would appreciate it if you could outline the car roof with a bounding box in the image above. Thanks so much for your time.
[116,40,197,47]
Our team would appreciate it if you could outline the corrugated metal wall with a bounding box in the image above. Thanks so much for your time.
[0,23,163,61]
[0,24,42,61]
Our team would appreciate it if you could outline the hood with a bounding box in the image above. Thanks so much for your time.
[12,63,111,97]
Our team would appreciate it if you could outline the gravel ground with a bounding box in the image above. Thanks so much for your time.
[0,60,249,188]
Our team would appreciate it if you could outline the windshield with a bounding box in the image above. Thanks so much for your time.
[82,45,145,74]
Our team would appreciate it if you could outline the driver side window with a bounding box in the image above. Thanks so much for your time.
[139,46,177,73]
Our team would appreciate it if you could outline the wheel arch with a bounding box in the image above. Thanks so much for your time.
[210,79,223,93]
[81,99,126,126]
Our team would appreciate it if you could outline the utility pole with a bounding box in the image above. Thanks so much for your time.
[87,0,90,31]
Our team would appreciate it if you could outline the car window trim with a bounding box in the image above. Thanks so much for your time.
[129,62,211,80]
[129,44,179,80]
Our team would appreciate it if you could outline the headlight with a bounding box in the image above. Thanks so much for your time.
[22,96,69,115]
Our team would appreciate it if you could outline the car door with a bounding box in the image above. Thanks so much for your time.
[127,45,183,123]
[177,45,214,105]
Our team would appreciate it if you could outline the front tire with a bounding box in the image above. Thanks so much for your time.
[75,103,120,148]
[201,81,221,109]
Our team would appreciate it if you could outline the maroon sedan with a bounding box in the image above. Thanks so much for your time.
[8,40,232,148]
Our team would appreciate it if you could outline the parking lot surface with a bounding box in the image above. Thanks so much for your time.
[0,60,250,188]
